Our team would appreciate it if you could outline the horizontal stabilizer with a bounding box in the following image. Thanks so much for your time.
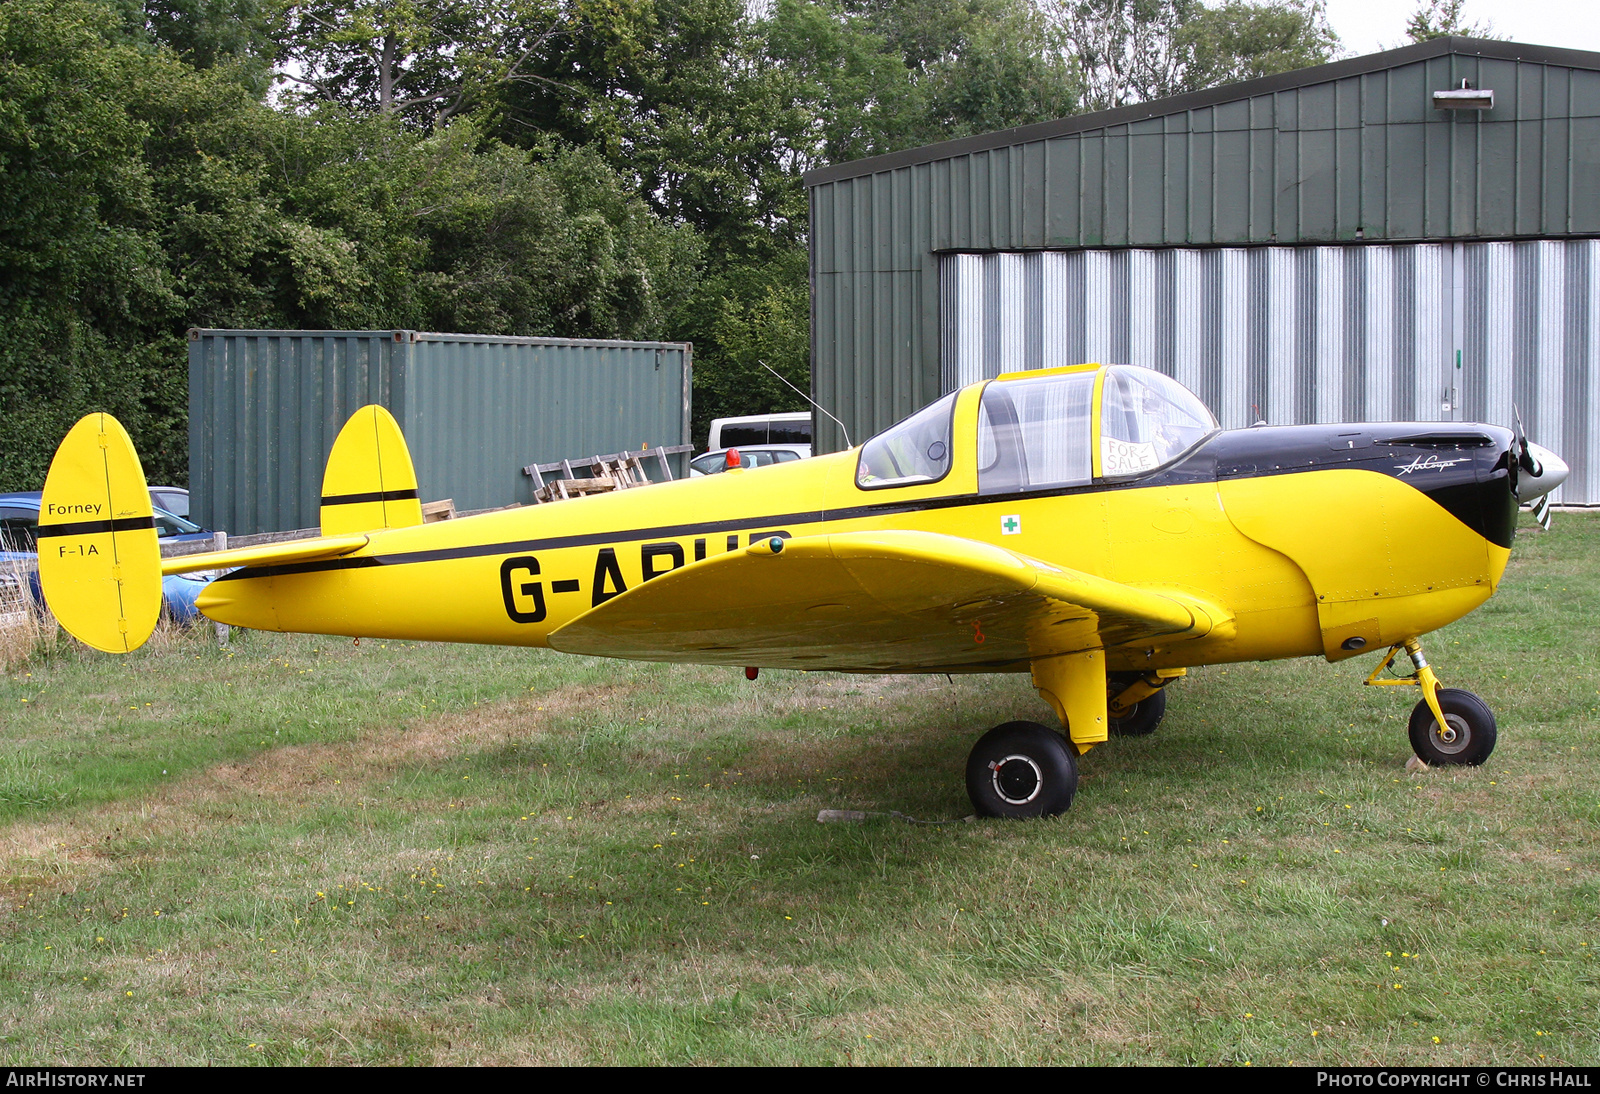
[161,535,370,576]
[550,530,1228,672]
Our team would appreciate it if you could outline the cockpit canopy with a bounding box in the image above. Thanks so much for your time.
[1095,366,1217,480]
[856,365,1217,492]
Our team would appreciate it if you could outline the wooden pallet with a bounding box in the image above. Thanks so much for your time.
[522,445,693,504]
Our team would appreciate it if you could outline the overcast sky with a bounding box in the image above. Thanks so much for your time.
[1323,0,1600,56]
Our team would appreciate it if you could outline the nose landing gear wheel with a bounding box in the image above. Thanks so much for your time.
[965,721,1079,819]
[1408,688,1497,766]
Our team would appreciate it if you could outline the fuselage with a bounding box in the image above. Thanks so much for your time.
[198,376,1520,675]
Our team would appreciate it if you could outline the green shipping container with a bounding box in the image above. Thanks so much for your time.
[189,329,693,535]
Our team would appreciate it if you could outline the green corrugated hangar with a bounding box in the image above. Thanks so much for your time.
[804,36,1600,504]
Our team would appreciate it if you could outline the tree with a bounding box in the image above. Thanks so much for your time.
[764,0,1078,165]
[760,0,918,168]
[1404,0,1491,43]
[916,2,1080,143]
[152,104,703,336]
[676,246,812,445]
[1178,1,1340,90]
[0,0,704,490]
[1045,0,1339,110]
[405,136,705,338]
[273,0,576,128]
[484,0,803,261]
[0,0,188,487]
[138,0,278,91]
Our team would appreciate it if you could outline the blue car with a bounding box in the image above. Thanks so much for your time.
[0,491,218,623]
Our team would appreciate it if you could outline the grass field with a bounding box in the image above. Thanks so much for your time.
[1,513,1596,1065]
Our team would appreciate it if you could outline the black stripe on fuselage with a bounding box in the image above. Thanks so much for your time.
[218,422,1518,582]
[219,507,833,580]
[321,488,420,506]
[213,489,1073,582]
[35,516,156,539]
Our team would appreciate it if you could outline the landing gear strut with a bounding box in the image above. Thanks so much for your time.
[1107,668,1185,737]
[1366,638,1497,766]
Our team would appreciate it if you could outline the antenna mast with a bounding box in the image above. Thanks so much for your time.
[759,361,852,449]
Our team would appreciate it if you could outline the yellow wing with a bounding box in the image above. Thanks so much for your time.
[548,530,1231,672]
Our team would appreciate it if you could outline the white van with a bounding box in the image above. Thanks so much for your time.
[706,412,811,451]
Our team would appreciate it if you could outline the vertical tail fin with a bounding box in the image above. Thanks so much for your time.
[319,405,424,535]
[38,414,163,653]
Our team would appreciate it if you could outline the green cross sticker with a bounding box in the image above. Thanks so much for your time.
[1001,514,1021,535]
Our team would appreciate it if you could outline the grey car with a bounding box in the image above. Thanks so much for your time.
[688,445,811,476]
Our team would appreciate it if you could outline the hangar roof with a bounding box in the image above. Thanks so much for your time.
[805,36,1600,256]
[805,36,1600,193]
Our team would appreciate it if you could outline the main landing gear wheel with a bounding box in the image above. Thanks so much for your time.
[965,721,1079,819]
[1408,688,1497,766]
[1108,674,1167,737]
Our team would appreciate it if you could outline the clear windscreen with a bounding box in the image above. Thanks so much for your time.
[153,509,202,537]
[856,393,957,489]
[0,509,38,552]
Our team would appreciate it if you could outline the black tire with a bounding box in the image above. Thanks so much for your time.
[1109,682,1167,737]
[965,721,1079,819]
[1408,688,1497,766]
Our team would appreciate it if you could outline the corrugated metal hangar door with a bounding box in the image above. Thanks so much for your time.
[941,241,1599,504]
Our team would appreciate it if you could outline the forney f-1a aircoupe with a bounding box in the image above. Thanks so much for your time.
[37,364,1568,818]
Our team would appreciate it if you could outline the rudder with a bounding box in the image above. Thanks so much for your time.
[320,405,424,535]
[37,414,163,653]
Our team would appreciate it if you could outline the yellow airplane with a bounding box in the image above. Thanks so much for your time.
[35,363,1569,818]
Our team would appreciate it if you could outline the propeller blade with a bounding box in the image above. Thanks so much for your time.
[1511,403,1541,475]
[1532,494,1553,531]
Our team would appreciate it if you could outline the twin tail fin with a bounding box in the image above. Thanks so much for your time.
[319,405,423,535]
[38,404,420,653]
[37,414,163,653]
